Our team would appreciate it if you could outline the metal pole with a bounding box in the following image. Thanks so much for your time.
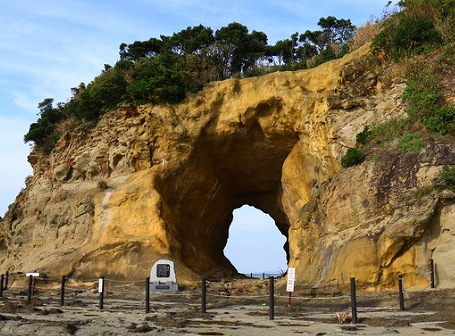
[398,275,405,311]
[99,277,104,310]
[350,277,358,324]
[269,276,275,320]
[145,277,150,313]
[60,276,66,306]
[429,259,435,289]
[201,277,207,313]
[0,274,4,297]
[27,275,33,304]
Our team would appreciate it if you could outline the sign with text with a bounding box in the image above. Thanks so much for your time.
[98,278,104,293]
[286,268,296,292]
[25,273,39,277]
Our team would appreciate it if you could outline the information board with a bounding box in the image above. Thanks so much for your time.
[286,268,296,292]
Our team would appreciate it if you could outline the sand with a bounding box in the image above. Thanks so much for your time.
[0,277,453,335]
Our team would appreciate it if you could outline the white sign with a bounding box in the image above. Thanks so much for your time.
[286,268,296,292]
[98,278,104,293]
[25,273,40,277]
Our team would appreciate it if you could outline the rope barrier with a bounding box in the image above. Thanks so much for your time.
[65,277,99,282]
[275,294,351,300]
[149,292,194,297]
[103,278,144,283]
[36,277,61,282]
[4,285,28,290]
[209,293,268,299]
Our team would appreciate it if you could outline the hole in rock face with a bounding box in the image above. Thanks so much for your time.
[156,125,298,278]
[224,205,288,275]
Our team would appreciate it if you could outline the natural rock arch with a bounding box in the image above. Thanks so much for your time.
[4,45,454,289]
[155,122,298,276]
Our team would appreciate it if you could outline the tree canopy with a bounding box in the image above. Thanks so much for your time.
[24,17,357,149]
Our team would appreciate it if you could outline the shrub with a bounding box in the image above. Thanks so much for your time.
[341,147,365,167]
[398,132,427,152]
[126,56,187,105]
[403,71,455,135]
[356,126,373,145]
[441,167,455,191]
[372,13,442,59]
[402,74,440,119]
[370,118,410,143]
[400,0,455,43]
[89,68,127,110]
[426,105,455,135]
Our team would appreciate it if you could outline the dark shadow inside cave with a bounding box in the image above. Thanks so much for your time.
[224,205,288,275]
[156,118,298,278]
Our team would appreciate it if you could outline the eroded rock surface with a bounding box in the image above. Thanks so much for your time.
[2,45,455,288]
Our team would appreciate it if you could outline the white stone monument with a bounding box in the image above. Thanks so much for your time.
[150,259,178,292]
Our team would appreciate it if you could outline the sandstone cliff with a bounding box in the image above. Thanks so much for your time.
[2,45,455,289]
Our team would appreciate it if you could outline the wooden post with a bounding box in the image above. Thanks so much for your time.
[4,271,9,290]
[350,277,358,324]
[201,277,207,313]
[145,277,150,313]
[429,259,435,289]
[32,274,36,297]
[60,276,66,306]
[269,276,275,320]
[398,275,405,311]
[27,275,33,304]
[0,274,3,297]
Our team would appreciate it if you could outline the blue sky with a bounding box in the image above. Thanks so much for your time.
[1,0,391,272]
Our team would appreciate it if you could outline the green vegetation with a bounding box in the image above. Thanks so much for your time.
[25,0,455,160]
[342,0,455,169]
[403,72,455,135]
[372,15,441,59]
[371,0,455,60]
[356,126,373,145]
[398,132,427,152]
[341,147,365,167]
[441,167,455,191]
[23,98,65,153]
[355,118,410,148]
[24,18,356,151]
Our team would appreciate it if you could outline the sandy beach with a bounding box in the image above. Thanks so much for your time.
[0,277,453,335]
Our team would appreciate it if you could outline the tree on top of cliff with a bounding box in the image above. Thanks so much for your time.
[24,17,357,150]
[24,98,66,153]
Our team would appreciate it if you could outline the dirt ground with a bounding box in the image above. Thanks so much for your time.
[0,277,454,335]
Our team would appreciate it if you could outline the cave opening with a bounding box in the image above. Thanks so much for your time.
[157,122,300,278]
[224,205,287,275]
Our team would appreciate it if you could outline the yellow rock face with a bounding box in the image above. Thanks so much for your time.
[2,45,455,289]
